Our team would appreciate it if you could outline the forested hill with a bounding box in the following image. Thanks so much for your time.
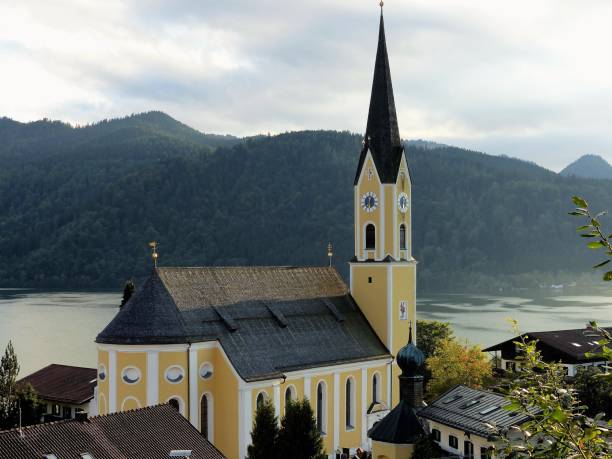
[560,154,612,180]
[1,113,611,292]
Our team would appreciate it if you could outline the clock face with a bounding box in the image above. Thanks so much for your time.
[361,192,379,213]
[397,192,409,213]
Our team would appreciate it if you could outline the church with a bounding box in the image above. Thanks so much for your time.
[95,5,417,459]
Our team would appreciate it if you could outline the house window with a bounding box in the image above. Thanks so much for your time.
[432,429,441,442]
[399,224,406,250]
[365,224,376,250]
[201,394,211,440]
[449,435,458,449]
[63,406,72,419]
[480,447,493,459]
[464,440,474,459]
[505,361,516,372]
[345,377,355,429]
[372,373,380,403]
[52,404,60,416]
[316,381,327,434]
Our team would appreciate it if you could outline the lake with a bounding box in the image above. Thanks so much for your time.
[1,287,611,377]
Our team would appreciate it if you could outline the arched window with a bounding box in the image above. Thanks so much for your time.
[365,224,376,250]
[201,394,212,440]
[168,398,180,411]
[316,381,327,434]
[372,373,380,403]
[345,377,355,429]
[256,392,267,410]
[399,224,406,250]
[285,386,296,412]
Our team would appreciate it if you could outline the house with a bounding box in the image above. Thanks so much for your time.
[418,385,536,459]
[94,5,419,459]
[17,364,97,421]
[0,403,226,459]
[483,327,612,377]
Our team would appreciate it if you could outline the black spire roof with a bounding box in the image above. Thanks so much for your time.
[355,11,405,185]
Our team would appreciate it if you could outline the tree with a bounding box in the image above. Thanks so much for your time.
[492,326,610,458]
[276,398,326,459]
[425,338,492,400]
[417,320,454,387]
[0,341,19,429]
[246,399,278,459]
[120,280,135,308]
[574,366,612,419]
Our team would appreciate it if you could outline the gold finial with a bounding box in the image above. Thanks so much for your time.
[327,242,333,267]
[149,241,159,268]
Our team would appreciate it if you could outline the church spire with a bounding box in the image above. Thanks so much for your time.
[354,6,404,185]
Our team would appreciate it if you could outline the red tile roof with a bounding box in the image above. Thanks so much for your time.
[18,364,97,405]
[0,404,226,459]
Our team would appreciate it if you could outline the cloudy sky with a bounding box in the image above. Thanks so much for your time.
[1,0,612,171]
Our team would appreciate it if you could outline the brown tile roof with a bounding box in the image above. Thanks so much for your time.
[18,364,97,405]
[0,404,226,459]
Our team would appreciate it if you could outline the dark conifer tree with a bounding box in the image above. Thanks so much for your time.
[277,399,326,459]
[246,399,278,459]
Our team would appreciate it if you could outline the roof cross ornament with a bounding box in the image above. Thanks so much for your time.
[149,241,159,268]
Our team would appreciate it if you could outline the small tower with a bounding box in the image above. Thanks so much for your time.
[368,324,426,458]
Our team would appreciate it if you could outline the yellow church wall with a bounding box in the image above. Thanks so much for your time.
[338,370,361,448]
[350,265,389,346]
[372,440,415,459]
[116,351,147,409]
[205,347,239,459]
[158,351,189,412]
[97,349,109,415]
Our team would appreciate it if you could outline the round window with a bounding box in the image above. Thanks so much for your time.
[165,366,184,384]
[121,367,141,384]
[199,363,213,380]
[98,364,106,381]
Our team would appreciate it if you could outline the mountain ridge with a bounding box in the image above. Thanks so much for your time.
[560,154,612,180]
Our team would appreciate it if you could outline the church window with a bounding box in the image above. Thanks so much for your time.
[368,277,373,284]
[345,377,355,429]
[199,362,213,379]
[316,381,327,434]
[256,391,267,409]
[201,393,212,440]
[285,385,296,412]
[165,365,185,384]
[399,224,406,250]
[368,168,373,181]
[365,224,376,250]
[98,364,106,381]
[168,396,184,414]
[121,367,141,385]
[372,373,380,403]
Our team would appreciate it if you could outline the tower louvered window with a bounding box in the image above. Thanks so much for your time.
[400,224,406,250]
[366,224,376,250]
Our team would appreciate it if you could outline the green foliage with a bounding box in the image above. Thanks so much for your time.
[412,433,447,458]
[246,399,279,459]
[120,280,135,308]
[1,114,612,289]
[276,399,326,459]
[573,366,612,419]
[0,341,41,430]
[493,324,611,458]
[425,338,492,400]
[417,320,453,387]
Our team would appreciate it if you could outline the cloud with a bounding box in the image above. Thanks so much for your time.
[1,0,612,170]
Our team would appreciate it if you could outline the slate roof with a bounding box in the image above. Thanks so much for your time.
[97,267,390,382]
[17,364,96,405]
[355,12,406,185]
[368,400,426,444]
[418,385,536,439]
[0,404,226,459]
[483,327,612,363]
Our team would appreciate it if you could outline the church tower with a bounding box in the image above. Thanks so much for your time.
[350,6,416,406]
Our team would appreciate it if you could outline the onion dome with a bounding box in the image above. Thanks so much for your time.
[396,323,424,376]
